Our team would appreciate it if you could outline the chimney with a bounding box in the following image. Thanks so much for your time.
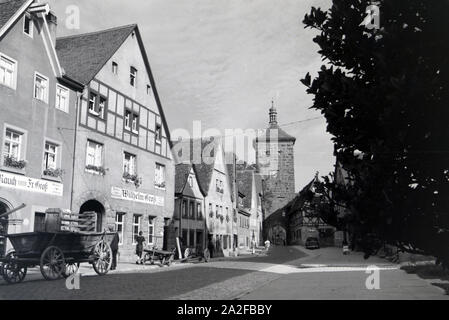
[46,11,57,45]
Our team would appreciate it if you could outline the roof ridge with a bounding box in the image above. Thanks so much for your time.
[56,23,137,41]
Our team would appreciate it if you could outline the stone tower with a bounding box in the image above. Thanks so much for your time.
[255,102,296,220]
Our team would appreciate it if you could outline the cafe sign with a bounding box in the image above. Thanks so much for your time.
[111,186,164,207]
[0,171,63,196]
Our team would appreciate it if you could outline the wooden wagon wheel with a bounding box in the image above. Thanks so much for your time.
[92,240,112,276]
[2,251,27,284]
[63,262,80,278]
[40,246,65,280]
[203,248,210,263]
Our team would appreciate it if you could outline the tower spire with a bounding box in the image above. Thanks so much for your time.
[269,100,278,127]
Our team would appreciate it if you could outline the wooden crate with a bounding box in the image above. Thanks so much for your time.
[45,209,97,233]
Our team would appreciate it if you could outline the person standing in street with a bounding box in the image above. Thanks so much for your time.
[135,231,146,264]
[109,226,119,270]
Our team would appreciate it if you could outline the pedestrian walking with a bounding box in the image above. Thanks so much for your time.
[135,231,146,264]
[109,226,119,270]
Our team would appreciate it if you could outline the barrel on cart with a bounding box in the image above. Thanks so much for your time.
[0,206,115,284]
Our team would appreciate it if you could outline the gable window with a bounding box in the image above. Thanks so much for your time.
[132,114,139,133]
[23,14,33,37]
[132,215,141,245]
[0,54,16,89]
[88,91,106,119]
[43,141,58,170]
[123,152,136,175]
[115,213,125,245]
[98,96,106,118]
[215,205,219,218]
[130,66,137,87]
[188,175,193,187]
[125,110,131,130]
[55,84,69,112]
[34,73,48,103]
[154,163,166,189]
[85,140,103,167]
[112,61,118,75]
[146,85,151,95]
[88,92,97,113]
[155,124,162,144]
[3,128,23,162]
[125,110,139,133]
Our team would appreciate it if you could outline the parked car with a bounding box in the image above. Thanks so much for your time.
[305,237,320,250]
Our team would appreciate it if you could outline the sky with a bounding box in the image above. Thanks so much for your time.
[48,0,335,192]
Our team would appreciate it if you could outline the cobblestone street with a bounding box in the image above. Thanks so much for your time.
[1,246,448,300]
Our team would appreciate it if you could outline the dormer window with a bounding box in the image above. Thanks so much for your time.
[23,14,33,38]
[130,66,137,87]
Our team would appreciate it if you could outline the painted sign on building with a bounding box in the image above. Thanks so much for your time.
[111,186,164,207]
[0,171,63,196]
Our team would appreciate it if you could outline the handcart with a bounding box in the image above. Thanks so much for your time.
[143,246,175,266]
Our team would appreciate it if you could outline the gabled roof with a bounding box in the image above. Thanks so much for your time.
[237,170,254,210]
[0,0,33,39]
[175,163,192,194]
[56,24,136,85]
[56,24,172,144]
[267,174,319,221]
[173,137,222,196]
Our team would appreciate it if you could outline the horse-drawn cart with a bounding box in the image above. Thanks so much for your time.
[0,206,115,284]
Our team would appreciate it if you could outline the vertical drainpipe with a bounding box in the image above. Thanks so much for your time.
[70,90,82,211]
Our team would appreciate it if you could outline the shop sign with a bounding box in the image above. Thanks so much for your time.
[111,186,164,207]
[0,171,63,196]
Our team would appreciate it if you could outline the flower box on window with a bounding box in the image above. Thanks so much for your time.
[3,155,26,169]
[123,172,142,188]
[43,168,64,178]
[85,165,106,175]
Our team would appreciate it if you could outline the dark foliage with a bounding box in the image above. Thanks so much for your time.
[302,0,449,265]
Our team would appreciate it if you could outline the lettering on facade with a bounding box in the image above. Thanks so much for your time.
[111,186,164,206]
[0,171,63,196]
